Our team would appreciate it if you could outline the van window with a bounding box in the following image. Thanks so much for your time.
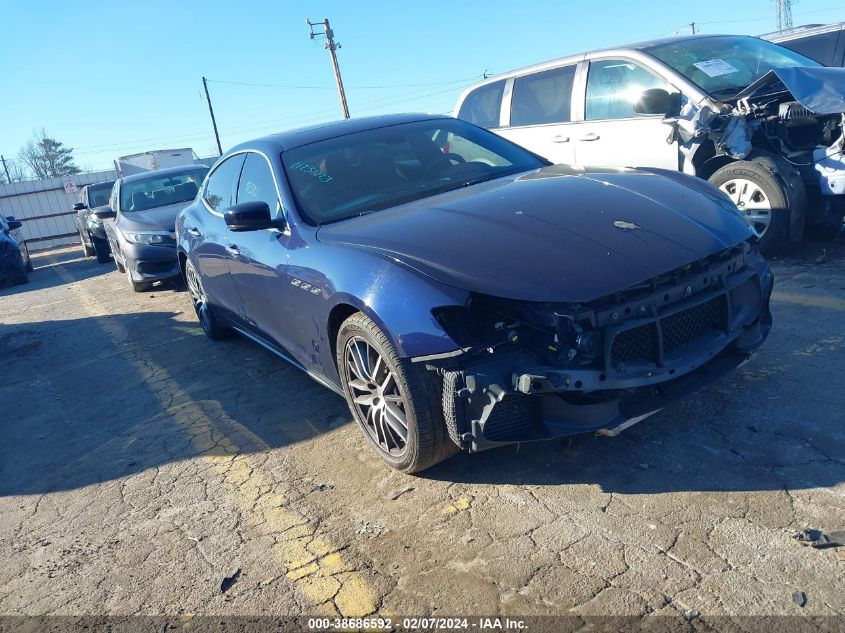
[511,65,576,126]
[586,59,670,120]
[457,80,505,128]
[775,31,841,66]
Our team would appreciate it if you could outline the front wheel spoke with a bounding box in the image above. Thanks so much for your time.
[365,405,378,434]
[352,342,372,380]
[381,370,395,392]
[383,402,408,440]
[381,411,399,448]
[383,394,403,403]
[354,393,375,406]
[370,355,384,383]
[376,409,388,446]
[348,378,370,392]
[746,212,771,223]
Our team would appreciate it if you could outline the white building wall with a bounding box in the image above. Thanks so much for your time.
[0,170,117,250]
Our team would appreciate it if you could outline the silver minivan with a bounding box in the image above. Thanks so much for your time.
[454,34,845,253]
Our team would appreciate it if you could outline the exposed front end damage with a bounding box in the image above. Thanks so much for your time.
[675,66,845,235]
[421,242,773,452]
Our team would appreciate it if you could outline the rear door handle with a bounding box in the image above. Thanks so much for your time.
[580,133,601,141]
[551,135,570,143]
[186,227,201,237]
[225,244,240,256]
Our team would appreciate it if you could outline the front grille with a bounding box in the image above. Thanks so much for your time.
[482,395,538,442]
[136,260,177,274]
[662,295,726,353]
[609,323,659,364]
[610,295,728,366]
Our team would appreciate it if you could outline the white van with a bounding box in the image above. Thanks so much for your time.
[454,34,845,253]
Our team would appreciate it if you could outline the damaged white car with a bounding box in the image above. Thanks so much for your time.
[455,34,845,254]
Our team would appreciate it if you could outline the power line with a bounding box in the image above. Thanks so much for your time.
[205,76,481,90]
[5,76,474,162]
[657,4,843,36]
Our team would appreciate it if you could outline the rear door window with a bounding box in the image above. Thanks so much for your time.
[203,154,246,212]
[510,65,577,126]
[586,59,670,120]
[457,80,506,128]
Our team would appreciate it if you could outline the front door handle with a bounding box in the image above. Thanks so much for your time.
[551,135,570,143]
[580,132,601,141]
[186,227,201,237]
[225,244,240,256]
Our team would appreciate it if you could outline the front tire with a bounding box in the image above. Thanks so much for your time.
[93,236,110,263]
[80,232,95,257]
[185,260,231,340]
[336,312,455,473]
[708,160,791,256]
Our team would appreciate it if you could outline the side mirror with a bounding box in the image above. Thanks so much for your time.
[92,208,116,220]
[7,220,22,231]
[634,88,681,117]
[73,202,87,211]
[224,201,285,232]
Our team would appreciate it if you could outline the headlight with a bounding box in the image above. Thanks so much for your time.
[123,231,172,245]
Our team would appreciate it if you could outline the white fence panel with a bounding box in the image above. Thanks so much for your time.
[0,170,117,251]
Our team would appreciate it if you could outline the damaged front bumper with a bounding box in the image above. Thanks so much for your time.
[419,244,774,452]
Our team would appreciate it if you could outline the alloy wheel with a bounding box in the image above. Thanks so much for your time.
[344,336,409,456]
[719,178,772,238]
[185,263,212,334]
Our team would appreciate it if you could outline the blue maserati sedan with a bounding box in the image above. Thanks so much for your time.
[177,114,773,472]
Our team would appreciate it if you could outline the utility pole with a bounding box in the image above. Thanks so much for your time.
[0,155,10,182]
[306,18,350,119]
[202,76,223,156]
[690,21,696,34]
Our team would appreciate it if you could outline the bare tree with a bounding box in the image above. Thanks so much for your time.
[0,158,27,184]
[19,128,82,179]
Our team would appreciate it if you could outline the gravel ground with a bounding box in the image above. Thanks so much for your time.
[0,241,843,627]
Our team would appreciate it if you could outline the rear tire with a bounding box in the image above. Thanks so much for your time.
[708,160,791,256]
[93,236,110,263]
[336,312,455,473]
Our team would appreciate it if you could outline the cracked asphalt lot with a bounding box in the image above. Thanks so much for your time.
[1,244,843,621]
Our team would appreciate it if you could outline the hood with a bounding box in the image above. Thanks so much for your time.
[117,201,189,232]
[316,165,753,303]
[733,66,845,114]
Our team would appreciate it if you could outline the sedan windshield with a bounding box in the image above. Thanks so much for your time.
[644,35,819,98]
[120,167,208,212]
[281,118,547,224]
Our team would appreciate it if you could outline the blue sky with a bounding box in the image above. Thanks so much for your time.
[2,0,843,174]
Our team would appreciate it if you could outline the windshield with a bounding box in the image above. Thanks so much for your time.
[87,182,114,208]
[120,168,208,212]
[281,118,546,224]
[644,35,819,98]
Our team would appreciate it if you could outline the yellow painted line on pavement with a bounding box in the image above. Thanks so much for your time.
[772,290,845,311]
[51,261,379,616]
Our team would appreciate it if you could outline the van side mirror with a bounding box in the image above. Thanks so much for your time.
[634,88,681,117]
[73,202,87,211]
[7,220,22,231]
[224,201,285,232]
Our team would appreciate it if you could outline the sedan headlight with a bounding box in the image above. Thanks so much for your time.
[123,230,173,245]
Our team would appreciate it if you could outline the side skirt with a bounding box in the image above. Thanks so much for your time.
[230,324,344,397]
